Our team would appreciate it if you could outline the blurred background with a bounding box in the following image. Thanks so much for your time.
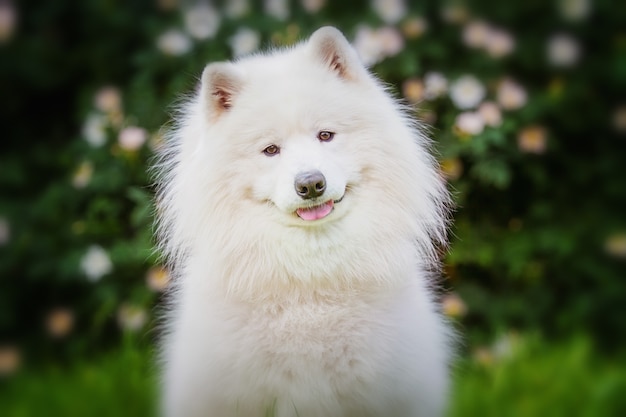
[1,0,625,415]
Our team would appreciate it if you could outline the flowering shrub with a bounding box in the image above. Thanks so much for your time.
[1,0,625,372]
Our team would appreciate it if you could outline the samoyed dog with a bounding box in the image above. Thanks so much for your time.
[155,27,452,417]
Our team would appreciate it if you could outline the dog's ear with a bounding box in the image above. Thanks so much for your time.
[308,26,364,81]
[201,62,243,119]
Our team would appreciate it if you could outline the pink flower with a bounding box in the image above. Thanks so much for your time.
[0,1,17,43]
[118,126,147,151]
[455,111,485,135]
[442,293,468,318]
[517,126,548,154]
[478,101,502,127]
[497,78,527,110]
[354,26,404,66]
[0,345,21,376]
[462,20,490,48]
[402,16,428,39]
[94,86,122,114]
[301,0,326,13]
[45,308,74,338]
[402,78,424,103]
[0,217,10,245]
[146,267,171,292]
[485,28,515,58]
[372,0,407,24]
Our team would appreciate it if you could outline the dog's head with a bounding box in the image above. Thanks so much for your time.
[157,27,449,288]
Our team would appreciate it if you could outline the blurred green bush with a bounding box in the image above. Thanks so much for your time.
[0,0,625,379]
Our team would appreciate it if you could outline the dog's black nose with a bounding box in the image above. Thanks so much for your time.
[294,170,326,200]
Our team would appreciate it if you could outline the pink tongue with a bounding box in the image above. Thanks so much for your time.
[296,201,334,221]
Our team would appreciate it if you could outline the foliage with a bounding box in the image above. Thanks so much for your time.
[0,0,625,393]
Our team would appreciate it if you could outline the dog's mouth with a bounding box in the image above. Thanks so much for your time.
[295,196,343,221]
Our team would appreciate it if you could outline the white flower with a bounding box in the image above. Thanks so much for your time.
[80,245,113,282]
[265,0,289,20]
[547,33,581,67]
[478,101,502,127]
[449,75,486,109]
[558,0,591,21]
[228,28,261,58]
[157,29,192,56]
[118,126,147,151]
[497,78,528,110]
[462,20,490,48]
[117,304,148,331]
[0,217,9,245]
[423,71,448,100]
[455,111,485,135]
[485,28,515,58]
[72,160,94,189]
[184,2,220,40]
[224,0,249,18]
[301,0,326,13]
[372,0,406,24]
[82,112,108,147]
[354,25,404,66]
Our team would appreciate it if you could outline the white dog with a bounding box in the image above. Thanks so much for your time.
[155,26,453,417]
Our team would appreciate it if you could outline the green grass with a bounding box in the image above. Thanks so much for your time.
[0,342,157,417]
[1,335,625,417]
[448,335,626,417]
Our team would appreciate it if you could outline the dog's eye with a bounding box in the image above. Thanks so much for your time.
[263,144,280,156]
[317,131,335,142]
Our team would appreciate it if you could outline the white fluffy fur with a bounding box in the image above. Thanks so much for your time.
[155,27,453,417]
